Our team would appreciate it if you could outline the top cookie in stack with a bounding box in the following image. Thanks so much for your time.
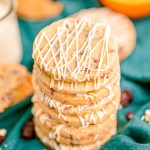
[33,17,118,90]
[32,18,120,150]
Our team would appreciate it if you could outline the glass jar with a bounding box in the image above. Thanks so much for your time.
[0,0,22,63]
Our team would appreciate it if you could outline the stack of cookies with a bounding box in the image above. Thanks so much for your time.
[32,18,120,150]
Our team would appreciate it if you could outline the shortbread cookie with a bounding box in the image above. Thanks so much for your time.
[33,110,116,143]
[34,119,116,145]
[0,64,33,113]
[73,7,136,61]
[17,0,63,21]
[32,88,120,115]
[32,96,119,128]
[35,125,115,150]
[33,72,120,106]
[33,18,118,82]
[33,56,120,94]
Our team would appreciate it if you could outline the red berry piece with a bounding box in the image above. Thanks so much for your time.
[22,121,35,140]
[126,112,134,121]
[0,136,6,144]
[121,90,132,107]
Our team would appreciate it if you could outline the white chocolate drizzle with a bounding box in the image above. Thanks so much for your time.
[33,18,115,85]
[40,114,50,124]
[39,89,115,115]
[48,124,66,142]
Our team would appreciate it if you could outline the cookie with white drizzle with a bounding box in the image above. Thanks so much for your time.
[32,94,119,128]
[33,106,117,144]
[73,7,136,61]
[33,73,120,106]
[33,56,120,94]
[34,118,116,145]
[32,88,120,115]
[35,124,115,150]
[33,18,118,83]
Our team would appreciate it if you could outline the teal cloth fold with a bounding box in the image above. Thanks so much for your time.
[1,0,150,149]
[103,102,150,150]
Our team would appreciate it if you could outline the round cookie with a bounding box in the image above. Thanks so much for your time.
[32,88,120,115]
[17,0,63,21]
[33,109,117,143]
[73,7,136,61]
[33,18,118,82]
[0,64,33,113]
[34,119,116,145]
[35,125,115,150]
[33,56,120,94]
[33,70,120,106]
[32,95,119,128]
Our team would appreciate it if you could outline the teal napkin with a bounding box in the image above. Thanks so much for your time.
[1,0,150,149]
[121,17,150,82]
[103,102,150,150]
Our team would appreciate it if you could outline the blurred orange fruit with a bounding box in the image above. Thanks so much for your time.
[101,0,150,18]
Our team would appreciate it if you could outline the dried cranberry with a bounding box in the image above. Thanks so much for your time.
[25,121,34,128]
[50,89,54,95]
[0,136,6,144]
[126,112,134,121]
[22,121,35,140]
[84,67,88,72]
[120,90,132,107]
[94,59,98,63]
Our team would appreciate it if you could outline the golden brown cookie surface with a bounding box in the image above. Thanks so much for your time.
[35,124,115,150]
[33,18,118,82]
[0,64,33,113]
[33,56,120,94]
[34,116,116,145]
[73,7,136,61]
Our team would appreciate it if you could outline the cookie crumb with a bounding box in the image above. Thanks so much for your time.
[4,144,7,148]
[0,129,7,137]
[141,109,150,125]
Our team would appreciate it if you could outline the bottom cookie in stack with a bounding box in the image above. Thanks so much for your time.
[34,124,116,150]
[33,106,116,150]
[33,110,116,144]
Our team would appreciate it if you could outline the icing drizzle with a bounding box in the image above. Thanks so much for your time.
[33,18,115,83]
